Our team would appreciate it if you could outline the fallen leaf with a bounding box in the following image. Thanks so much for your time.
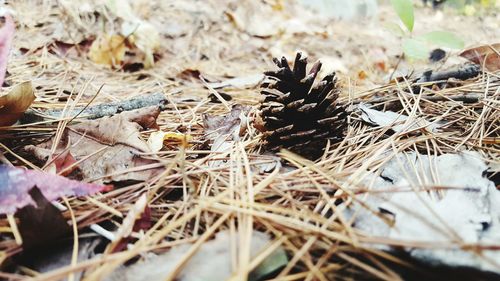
[460,43,500,71]
[105,230,287,281]
[147,131,192,152]
[0,14,15,87]
[121,21,160,68]
[358,103,440,133]
[105,0,160,68]
[88,34,127,67]
[203,105,251,142]
[16,187,72,249]
[0,165,106,214]
[0,81,35,126]
[203,105,251,167]
[225,3,282,37]
[25,107,162,184]
[109,194,150,253]
[47,149,78,176]
[48,39,93,57]
[206,74,264,89]
[345,151,500,273]
[70,107,159,152]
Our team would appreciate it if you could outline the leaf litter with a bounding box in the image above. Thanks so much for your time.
[24,106,162,184]
[0,0,499,280]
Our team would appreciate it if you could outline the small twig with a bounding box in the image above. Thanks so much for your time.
[388,52,404,82]
[21,92,167,123]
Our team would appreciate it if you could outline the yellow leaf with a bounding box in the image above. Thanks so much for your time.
[0,81,35,126]
[147,131,192,152]
[88,34,127,67]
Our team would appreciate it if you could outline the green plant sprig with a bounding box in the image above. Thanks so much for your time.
[390,0,465,60]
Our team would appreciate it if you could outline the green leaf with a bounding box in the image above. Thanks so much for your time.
[390,0,415,32]
[249,246,288,281]
[418,31,465,49]
[384,22,407,36]
[403,38,429,60]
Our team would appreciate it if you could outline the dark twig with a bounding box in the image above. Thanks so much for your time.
[416,64,481,83]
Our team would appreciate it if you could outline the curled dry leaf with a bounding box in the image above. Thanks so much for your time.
[0,165,107,214]
[459,43,500,71]
[0,81,36,126]
[25,106,162,184]
[147,131,192,152]
[88,34,127,67]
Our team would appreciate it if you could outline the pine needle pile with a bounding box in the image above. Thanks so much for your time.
[0,1,499,281]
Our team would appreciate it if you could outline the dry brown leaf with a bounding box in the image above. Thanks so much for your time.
[88,34,127,67]
[70,107,159,152]
[460,43,500,71]
[25,107,161,184]
[203,104,251,142]
[203,105,250,167]
[0,81,35,126]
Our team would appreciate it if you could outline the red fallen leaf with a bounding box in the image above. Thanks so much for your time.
[16,187,72,249]
[460,43,500,71]
[50,150,78,176]
[0,165,108,214]
[0,14,15,87]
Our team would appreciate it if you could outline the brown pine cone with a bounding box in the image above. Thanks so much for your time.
[257,52,348,160]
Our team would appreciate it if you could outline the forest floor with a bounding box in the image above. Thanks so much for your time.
[0,1,499,280]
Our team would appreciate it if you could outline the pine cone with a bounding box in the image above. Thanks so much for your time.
[257,52,348,159]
